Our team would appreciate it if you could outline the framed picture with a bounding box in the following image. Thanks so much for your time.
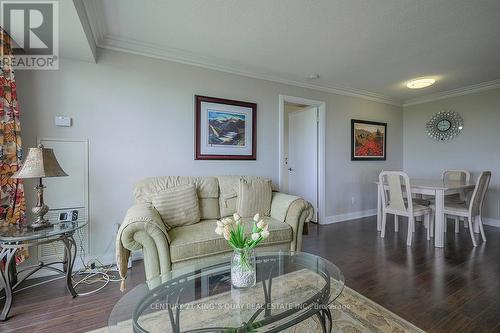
[351,119,387,161]
[195,95,257,160]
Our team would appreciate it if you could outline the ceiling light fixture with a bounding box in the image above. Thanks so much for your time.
[308,73,320,80]
[406,78,436,89]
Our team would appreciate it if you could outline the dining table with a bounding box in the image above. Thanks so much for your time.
[376,178,476,248]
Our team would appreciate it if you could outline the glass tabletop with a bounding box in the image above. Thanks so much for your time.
[109,252,344,333]
[0,220,88,243]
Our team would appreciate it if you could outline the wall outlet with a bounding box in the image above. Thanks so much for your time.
[351,196,356,205]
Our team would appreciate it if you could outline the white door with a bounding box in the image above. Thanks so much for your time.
[287,107,318,222]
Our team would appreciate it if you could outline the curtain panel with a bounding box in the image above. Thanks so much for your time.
[0,28,26,225]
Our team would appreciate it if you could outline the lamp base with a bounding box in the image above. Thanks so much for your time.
[31,200,51,229]
[29,219,52,230]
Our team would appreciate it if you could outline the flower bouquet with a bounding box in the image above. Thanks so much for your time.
[215,213,269,288]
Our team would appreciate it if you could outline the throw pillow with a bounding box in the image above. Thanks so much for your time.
[237,178,272,217]
[151,184,200,230]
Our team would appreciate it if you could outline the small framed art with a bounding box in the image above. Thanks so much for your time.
[195,95,257,160]
[351,119,387,161]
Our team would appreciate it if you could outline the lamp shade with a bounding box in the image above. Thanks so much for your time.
[11,144,68,179]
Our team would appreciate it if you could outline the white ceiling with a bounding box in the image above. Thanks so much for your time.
[82,0,500,105]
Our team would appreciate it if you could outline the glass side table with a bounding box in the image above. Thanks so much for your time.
[0,220,88,321]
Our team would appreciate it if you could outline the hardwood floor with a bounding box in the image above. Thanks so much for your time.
[1,216,499,332]
[303,217,500,333]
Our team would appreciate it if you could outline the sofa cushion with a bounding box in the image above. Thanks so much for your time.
[237,178,272,217]
[217,176,277,217]
[134,176,220,220]
[168,217,292,263]
[151,184,200,230]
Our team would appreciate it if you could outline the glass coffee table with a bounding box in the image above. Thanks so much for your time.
[109,252,344,333]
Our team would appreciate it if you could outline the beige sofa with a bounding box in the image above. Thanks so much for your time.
[116,176,313,282]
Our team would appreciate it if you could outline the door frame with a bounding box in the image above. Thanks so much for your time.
[278,95,326,224]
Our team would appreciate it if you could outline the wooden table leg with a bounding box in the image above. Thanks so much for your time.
[434,189,445,248]
[377,183,382,231]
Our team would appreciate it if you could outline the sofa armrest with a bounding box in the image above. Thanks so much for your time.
[116,203,172,284]
[270,192,313,251]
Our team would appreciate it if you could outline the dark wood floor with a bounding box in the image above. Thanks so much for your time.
[1,216,499,332]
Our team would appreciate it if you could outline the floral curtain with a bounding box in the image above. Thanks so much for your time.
[0,28,26,225]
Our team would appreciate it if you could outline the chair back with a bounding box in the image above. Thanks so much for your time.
[443,170,471,201]
[468,171,491,216]
[442,170,471,183]
[379,171,412,214]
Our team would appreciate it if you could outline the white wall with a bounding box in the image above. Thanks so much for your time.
[16,49,403,256]
[403,88,500,223]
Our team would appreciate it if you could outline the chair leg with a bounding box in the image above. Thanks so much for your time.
[407,214,414,246]
[478,215,487,242]
[454,216,459,233]
[381,212,387,238]
[467,216,477,247]
[444,215,447,233]
[413,217,416,232]
[430,212,435,237]
[394,215,399,232]
[430,213,434,237]
[425,214,431,240]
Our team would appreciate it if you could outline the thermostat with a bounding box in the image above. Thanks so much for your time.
[55,116,72,127]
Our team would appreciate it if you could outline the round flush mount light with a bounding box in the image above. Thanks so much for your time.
[406,78,436,89]
[308,73,320,80]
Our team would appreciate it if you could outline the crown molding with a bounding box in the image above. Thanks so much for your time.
[98,34,402,106]
[403,79,500,107]
[82,4,401,107]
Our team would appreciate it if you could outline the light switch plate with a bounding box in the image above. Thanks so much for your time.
[55,116,72,127]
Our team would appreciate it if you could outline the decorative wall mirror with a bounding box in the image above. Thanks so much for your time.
[426,110,463,141]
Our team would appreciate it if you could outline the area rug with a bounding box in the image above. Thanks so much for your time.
[90,273,425,333]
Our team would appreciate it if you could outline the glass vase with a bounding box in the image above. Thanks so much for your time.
[231,248,256,289]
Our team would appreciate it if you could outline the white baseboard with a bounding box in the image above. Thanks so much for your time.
[323,209,377,224]
[321,210,500,228]
[483,218,500,228]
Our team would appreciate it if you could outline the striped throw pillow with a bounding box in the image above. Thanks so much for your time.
[151,184,200,230]
[237,178,272,217]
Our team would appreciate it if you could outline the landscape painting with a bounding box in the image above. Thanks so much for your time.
[208,110,246,146]
[195,95,257,160]
[351,119,387,161]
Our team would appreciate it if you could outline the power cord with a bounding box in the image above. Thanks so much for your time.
[70,225,122,296]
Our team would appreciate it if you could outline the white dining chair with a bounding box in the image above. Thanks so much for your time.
[379,171,433,246]
[443,169,471,182]
[443,169,471,233]
[430,171,491,247]
[443,169,471,202]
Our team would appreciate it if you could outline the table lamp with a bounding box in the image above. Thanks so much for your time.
[11,144,68,229]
